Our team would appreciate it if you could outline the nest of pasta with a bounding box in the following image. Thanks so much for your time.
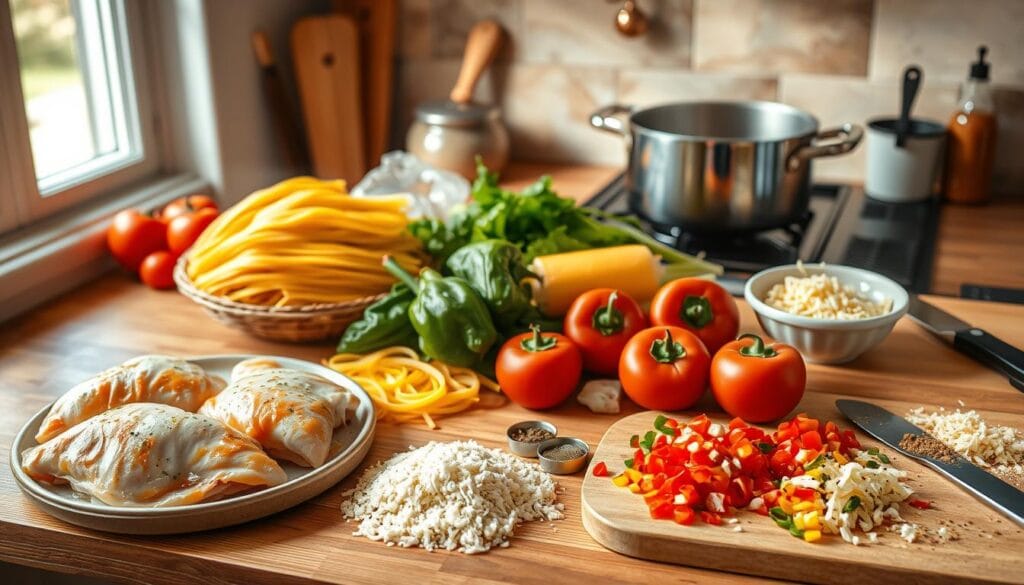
[174,177,424,342]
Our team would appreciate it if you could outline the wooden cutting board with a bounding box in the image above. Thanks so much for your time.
[332,0,396,168]
[581,392,1023,585]
[291,15,365,182]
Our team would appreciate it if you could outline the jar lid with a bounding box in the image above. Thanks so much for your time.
[415,100,501,127]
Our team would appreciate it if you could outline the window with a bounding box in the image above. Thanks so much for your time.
[0,0,159,233]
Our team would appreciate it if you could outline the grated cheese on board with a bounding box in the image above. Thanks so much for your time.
[340,440,564,554]
[764,262,892,320]
[906,407,1024,480]
[786,450,913,545]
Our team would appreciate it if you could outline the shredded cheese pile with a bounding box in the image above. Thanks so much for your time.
[764,263,892,320]
[341,441,564,554]
[786,450,913,546]
[906,407,1024,475]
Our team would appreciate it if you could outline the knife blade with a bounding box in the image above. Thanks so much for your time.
[836,399,1023,527]
[908,295,1024,392]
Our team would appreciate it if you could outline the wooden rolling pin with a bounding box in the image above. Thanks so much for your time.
[449,20,502,104]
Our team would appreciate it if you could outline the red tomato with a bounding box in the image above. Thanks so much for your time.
[139,251,177,290]
[592,462,609,477]
[710,334,806,423]
[167,207,219,255]
[563,288,647,375]
[157,194,218,221]
[496,325,582,410]
[650,278,740,354]
[107,209,167,272]
[618,326,711,411]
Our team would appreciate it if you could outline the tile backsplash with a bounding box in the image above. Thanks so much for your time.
[394,0,1024,192]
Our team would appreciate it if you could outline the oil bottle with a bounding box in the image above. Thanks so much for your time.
[944,46,998,204]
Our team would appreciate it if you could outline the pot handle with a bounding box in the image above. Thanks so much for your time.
[590,104,632,136]
[787,123,864,170]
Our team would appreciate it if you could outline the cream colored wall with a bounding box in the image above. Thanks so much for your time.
[394,0,1024,193]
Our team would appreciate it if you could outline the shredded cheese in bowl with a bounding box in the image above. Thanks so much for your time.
[764,262,893,320]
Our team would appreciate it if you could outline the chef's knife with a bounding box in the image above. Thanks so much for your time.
[836,399,1023,527]
[908,295,1024,392]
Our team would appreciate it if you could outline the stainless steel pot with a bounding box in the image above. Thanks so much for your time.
[590,101,863,232]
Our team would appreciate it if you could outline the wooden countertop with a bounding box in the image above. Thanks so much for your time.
[0,162,1022,584]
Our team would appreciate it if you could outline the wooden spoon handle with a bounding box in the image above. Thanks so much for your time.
[449,20,503,104]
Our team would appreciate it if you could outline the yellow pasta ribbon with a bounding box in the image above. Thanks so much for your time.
[186,177,423,306]
[324,347,501,429]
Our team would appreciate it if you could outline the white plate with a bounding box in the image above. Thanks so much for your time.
[9,355,375,534]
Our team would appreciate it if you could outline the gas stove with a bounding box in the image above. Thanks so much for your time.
[583,174,941,294]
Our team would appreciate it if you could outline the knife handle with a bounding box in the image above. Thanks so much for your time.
[954,328,1024,392]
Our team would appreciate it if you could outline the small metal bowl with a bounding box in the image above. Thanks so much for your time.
[506,420,558,458]
[537,437,590,475]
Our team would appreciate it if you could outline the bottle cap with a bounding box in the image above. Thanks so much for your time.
[969,46,990,80]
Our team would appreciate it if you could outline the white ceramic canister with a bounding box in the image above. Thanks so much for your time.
[865,118,947,202]
[406,100,509,180]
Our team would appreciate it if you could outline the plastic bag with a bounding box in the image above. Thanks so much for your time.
[352,151,470,219]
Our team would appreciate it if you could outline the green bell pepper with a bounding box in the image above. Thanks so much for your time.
[336,283,418,354]
[445,240,538,332]
[383,256,498,368]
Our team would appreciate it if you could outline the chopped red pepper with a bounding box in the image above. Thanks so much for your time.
[700,511,723,526]
[610,412,869,529]
[592,461,609,477]
[908,498,931,510]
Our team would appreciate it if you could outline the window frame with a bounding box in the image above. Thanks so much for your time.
[0,0,162,229]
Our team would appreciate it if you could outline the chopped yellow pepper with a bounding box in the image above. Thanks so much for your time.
[803,514,821,530]
[612,473,630,487]
[803,529,822,543]
[793,501,816,512]
[834,450,848,465]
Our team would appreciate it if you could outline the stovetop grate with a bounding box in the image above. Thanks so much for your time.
[582,173,940,292]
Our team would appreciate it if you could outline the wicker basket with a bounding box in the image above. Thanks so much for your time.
[173,256,385,343]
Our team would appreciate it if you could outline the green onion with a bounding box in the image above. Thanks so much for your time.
[769,507,789,522]
[804,454,825,470]
[866,460,879,469]
[653,415,674,436]
[843,496,862,513]
[757,442,773,454]
[788,524,805,538]
[867,447,880,456]
[640,430,656,451]
[624,458,634,468]
[878,453,891,465]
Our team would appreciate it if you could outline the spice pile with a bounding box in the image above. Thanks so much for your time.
[905,407,1024,490]
[604,413,920,546]
[898,433,960,464]
[510,426,554,443]
[341,441,563,554]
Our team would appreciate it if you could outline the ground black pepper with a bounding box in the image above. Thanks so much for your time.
[899,433,960,463]
[510,426,554,443]
[541,444,585,461]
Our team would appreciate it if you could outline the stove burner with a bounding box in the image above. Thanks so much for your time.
[647,211,815,273]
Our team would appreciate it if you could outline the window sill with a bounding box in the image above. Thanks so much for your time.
[0,172,210,323]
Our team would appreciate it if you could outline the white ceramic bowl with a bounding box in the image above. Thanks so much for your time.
[744,264,909,364]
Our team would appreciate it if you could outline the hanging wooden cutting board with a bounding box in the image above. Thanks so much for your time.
[291,15,365,182]
[581,393,1023,585]
[332,0,396,168]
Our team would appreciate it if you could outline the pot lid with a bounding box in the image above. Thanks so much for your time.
[415,100,501,127]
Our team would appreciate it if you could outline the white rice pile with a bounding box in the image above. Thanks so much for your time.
[340,440,564,554]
